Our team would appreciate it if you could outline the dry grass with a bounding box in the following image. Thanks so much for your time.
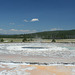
[1,38,75,43]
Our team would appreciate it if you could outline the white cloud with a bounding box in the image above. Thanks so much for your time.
[0,29,37,34]
[51,28,63,31]
[24,18,39,22]
[10,29,18,31]
[24,19,28,22]
[31,18,39,22]
[20,30,30,32]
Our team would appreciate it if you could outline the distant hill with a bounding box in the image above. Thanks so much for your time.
[0,30,75,39]
[23,29,75,39]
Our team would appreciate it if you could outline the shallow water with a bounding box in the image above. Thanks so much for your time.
[22,47,46,49]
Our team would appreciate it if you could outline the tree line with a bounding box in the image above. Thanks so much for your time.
[0,30,75,39]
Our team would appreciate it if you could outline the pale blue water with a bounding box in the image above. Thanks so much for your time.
[63,47,75,50]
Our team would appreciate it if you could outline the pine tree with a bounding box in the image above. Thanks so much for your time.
[1,38,4,42]
[22,38,27,42]
[52,39,56,42]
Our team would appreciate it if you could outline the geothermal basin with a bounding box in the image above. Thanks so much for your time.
[0,43,75,75]
[0,43,75,63]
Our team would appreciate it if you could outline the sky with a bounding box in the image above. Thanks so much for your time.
[0,0,75,34]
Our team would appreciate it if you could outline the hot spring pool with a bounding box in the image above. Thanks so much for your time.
[0,43,75,57]
[0,43,75,64]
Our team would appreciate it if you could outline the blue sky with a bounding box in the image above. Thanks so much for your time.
[0,0,75,34]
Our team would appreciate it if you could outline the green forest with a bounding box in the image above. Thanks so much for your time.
[0,30,75,39]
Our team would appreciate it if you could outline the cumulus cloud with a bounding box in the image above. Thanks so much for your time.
[31,18,39,22]
[0,29,37,34]
[51,28,63,31]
